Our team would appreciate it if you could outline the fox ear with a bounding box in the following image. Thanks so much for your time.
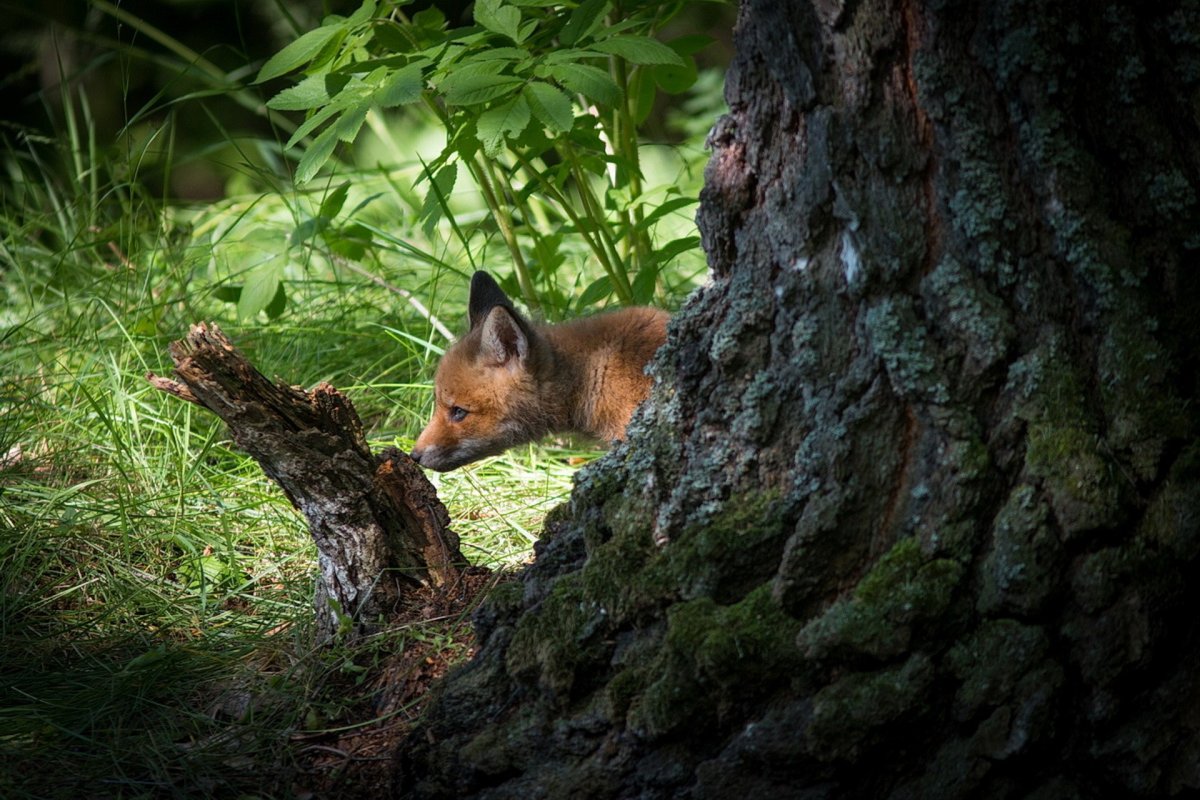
[469,271,513,330]
[480,306,528,367]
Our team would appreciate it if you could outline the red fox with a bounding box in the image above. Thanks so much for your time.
[411,271,669,471]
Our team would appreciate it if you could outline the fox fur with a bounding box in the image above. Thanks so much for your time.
[411,271,668,471]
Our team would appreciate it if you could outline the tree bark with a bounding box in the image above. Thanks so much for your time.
[149,323,465,641]
[396,0,1200,797]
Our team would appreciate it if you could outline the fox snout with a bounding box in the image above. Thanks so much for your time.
[410,434,461,473]
[411,411,508,472]
[409,442,458,472]
[410,442,459,473]
[411,435,501,472]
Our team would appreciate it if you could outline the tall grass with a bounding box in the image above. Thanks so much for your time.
[0,4,719,794]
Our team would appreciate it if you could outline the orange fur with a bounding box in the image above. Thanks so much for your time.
[411,272,669,471]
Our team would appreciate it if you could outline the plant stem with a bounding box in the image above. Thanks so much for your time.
[509,150,619,292]
[474,156,540,314]
[563,148,633,304]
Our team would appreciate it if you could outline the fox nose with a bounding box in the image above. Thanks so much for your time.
[410,447,425,465]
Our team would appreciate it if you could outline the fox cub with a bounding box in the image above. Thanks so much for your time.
[411,271,669,471]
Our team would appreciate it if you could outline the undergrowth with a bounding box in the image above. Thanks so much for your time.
[0,1,721,795]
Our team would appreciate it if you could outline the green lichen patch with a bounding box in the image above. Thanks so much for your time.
[864,297,951,405]
[505,488,792,716]
[1098,314,1191,482]
[457,718,527,779]
[798,537,963,661]
[659,490,788,602]
[627,585,804,740]
[603,661,652,722]
[1026,423,1122,536]
[504,573,603,702]
[945,618,1049,720]
[978,484,1062,616]
[1007,336,1124,537]
[921,257,1016,378]
[807,652,934,760]
[731,370,783,444]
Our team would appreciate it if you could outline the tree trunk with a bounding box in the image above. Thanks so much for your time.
[149,323,465,641]
[396,0,1200,796]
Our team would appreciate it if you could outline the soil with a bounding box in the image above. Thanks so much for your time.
[288,566,499,798]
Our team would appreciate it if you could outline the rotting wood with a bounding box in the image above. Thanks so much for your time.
[148,322,466,640]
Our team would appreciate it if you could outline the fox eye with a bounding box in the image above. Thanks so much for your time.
[448,405,468,423]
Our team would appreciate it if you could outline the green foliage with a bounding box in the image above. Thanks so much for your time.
[259,0,718,314]
[0,1,723,791]
[0,88,580,798]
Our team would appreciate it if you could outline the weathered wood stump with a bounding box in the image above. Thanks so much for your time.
[148,322,466,640]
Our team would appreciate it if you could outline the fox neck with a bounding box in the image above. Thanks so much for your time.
[524,326,612,441]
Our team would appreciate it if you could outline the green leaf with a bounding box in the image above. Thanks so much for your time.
[631,263,658,304]
[560,0,609,46]
[334,104,369,143]
[523,82,574,133]
[634,196,698,232]
[667,34,714,56]
[238,260,285,319]
[413,6,446,31]
[477,96,531,157]
[218,229,282,272]
[591,35,683,66]
[474,0,523,43]
[267,73,345,111]
[326,223,373,260]
[653,36,707,94]
[346,0,377,26]
[547,63,620,106]
[296,126,341,183]
[634,69,655,124]
[543,48,595,65]
[374,63,425,106]
[419,162,459,236]
[440,68,523,106]
[653,235,700,265]
[285,103,341,149]
[373,21,416,53]
[257,25,345,83]
[212,284,241,303]
[653,55,697,94]
[264,282,288,319]
[577,275,612,310]
[289,217,326,246]
[320,182,351,219]
[461,47,528,63]
[531,233,565,277]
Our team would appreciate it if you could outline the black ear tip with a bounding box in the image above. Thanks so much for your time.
[467,270,514,330]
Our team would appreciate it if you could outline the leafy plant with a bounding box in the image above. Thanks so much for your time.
[258,0,712,315]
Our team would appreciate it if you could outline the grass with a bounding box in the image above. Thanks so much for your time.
[0,18,716,797]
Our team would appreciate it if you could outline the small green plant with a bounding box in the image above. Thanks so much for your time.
[257,0,713,316]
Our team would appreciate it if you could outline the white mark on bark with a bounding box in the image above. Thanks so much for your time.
[841,230,862,285]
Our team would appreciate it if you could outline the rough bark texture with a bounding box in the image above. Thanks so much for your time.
[149,323,465,640]
[397,0,1200,797]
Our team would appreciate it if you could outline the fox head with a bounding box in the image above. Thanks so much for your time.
[411,272,548,471]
